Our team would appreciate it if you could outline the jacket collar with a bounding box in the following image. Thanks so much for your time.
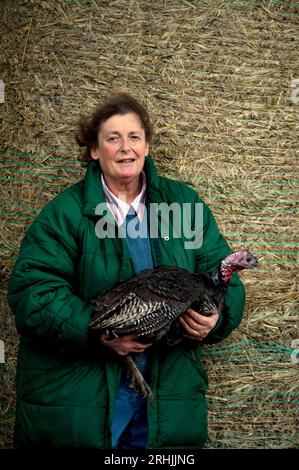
[144,155,160,189]
[82,155,160,217]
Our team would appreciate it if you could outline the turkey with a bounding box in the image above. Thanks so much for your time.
[89,250,257,401]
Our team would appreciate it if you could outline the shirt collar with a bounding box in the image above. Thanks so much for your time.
[101,172,147,227]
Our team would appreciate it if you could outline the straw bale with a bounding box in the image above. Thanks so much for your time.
[0,0,298,448]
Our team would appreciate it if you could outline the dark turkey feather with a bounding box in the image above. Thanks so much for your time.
[89,250,258,401]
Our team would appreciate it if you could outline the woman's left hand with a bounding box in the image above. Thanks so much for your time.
[179,308,219,341]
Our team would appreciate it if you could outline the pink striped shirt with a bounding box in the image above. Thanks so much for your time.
[101,172,147,227]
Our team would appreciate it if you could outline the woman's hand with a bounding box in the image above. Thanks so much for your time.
[100,332,152,356]
[179,308,219,341]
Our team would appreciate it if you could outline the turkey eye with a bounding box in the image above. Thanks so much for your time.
[246,257,252,262]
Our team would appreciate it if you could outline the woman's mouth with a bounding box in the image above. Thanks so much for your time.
[117,159,136,164]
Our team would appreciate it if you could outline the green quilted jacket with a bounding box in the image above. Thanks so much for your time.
[7,156,245,448]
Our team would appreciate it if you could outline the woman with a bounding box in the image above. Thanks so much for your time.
[8,93,245,448]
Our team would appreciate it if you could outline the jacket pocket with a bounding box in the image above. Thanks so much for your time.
[15,401,108,448]
[18,340,107,407]
[157,393,208,448]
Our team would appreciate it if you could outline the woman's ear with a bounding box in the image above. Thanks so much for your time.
[145,142,150,157]
[91,147,100,161]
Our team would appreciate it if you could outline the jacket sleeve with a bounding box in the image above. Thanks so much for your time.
[7,200,94,350]
[194,199,245,343]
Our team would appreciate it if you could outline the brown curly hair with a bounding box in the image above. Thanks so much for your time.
[75,93,153,163]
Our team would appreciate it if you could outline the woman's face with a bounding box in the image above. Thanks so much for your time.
[91,112,149,187]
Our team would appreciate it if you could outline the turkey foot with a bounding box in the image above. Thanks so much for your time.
[123,355,154,404]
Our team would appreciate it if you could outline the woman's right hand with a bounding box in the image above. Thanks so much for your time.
[99,332,152,356]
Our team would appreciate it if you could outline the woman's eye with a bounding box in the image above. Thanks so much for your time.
[108,136,118,142]
[130,135,140,140]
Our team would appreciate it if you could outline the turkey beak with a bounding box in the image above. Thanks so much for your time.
[247,254,258,267]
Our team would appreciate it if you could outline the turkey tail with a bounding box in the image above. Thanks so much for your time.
[122,355,154,404]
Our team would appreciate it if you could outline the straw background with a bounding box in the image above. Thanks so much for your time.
[0,0,298,449]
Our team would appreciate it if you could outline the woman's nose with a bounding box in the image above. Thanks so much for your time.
[120,137,131,153]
